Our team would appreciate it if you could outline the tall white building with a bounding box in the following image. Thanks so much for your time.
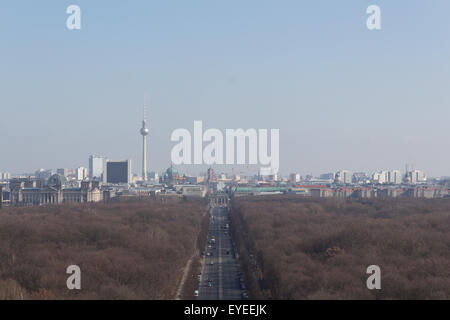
[411,170,426,184]
[335,170,352,184]
[388,170,402,184]
[89,155,105,180]
[76,167,88,181]
[0,172,11,181]
[404,169,427,184]
[372,171,389,184]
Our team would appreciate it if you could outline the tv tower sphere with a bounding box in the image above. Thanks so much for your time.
[140,126,149,136]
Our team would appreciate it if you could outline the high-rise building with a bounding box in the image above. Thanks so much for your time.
[76,167,88,181]
[410,170,427,184]
[372,171,389,184]
[140,97,149,182]
[352,172,369,184]
[335,170,352,184]
[106,160,131,184]
[289,173,301,183]
[388,170,402,184]
[56,168,68,177]
[0,172,11,181]
[89,155,105,180]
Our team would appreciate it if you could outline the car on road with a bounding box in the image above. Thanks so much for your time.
[242,292,248,299]
[194,290,199,297]
[209,261,214,265]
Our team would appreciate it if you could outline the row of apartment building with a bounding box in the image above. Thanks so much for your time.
[233,185,450,199]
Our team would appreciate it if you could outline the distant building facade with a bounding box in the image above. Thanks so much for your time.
[290,173,301,183]
[148,171,159,183]
[0,172,11,181]
[163,165,180,186]
[35,169,54,180]
[388,170,402,184]
[57,168,68,177]
[89,155,105,181]
[335,170,352,184]
[174,185,207,197]
[76,167,88,181]
[319,173,335,180]
[106,160,131,184]
[9,175,103,206]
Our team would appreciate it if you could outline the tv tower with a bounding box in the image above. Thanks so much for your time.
[140,96,149,182]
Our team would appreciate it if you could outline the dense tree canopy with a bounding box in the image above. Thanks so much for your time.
[231,196,450,300]
[0,197,205,299]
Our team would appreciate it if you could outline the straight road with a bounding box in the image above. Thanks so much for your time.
[197,205,244,300]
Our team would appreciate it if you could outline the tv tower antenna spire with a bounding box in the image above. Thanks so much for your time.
[140,95,149,182]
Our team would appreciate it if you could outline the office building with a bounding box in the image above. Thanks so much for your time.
[89,155,105,180]
[56,168,68,177]
[335,170,352,184]
[76,167,88,181]
[0,172,11,181]
[352,172,369,184]
[289,173,301,183]
[388,170,402,184]
[372,171,389,184]
[106,160,131,184]
[320,173,335,180]
[409,170,427,184]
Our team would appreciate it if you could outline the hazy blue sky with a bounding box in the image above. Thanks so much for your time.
[1,1,449,177]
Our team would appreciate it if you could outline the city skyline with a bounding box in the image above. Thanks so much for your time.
[1,1,450,176]
[0,162,440,182]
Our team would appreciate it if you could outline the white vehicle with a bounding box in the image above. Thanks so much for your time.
[194,290,199,297]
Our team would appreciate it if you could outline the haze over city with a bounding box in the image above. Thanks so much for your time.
[2,1,450,309]
[1,0,450,177]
